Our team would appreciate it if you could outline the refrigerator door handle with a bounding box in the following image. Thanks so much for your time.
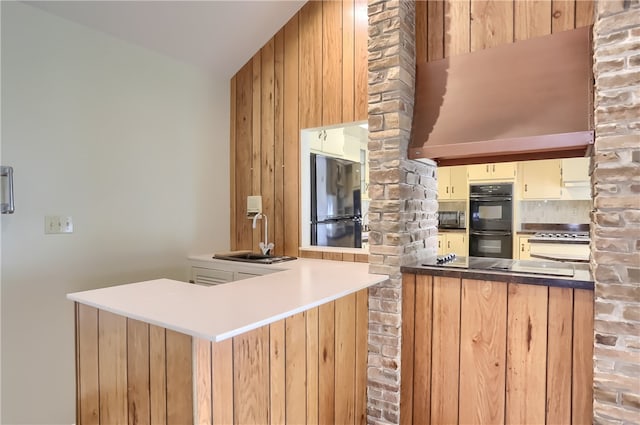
[1,166,15,214]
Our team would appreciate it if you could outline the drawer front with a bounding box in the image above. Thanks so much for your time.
[191,267,234,286]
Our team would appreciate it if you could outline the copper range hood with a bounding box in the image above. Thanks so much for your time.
[409,26,594,166]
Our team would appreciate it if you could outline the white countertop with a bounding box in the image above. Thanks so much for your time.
[67,256,386,342]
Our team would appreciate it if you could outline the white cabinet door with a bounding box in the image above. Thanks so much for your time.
[190,267,234,286]
[446,233,467,257]
[438,166,468,200]
[468,162,516,181]
[520,159,562,200]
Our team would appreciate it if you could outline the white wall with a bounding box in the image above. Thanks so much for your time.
[1,3,230,423]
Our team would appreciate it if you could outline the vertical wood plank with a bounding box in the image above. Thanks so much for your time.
[342,0,356,123]
[470,0,514,52]
[127,319,150,425]
[149,325,166,425]
[77,304,100,425]
[427,0,445,61]
[551,0,576,33]
[235,62,254,250]
[98,310,128,425]
[306,307,320,425]
[335,293,357,425]
[459,280,507,425]
[323,0,343,126]
[444,0,471,57]
[572,289,594,425]
[212,339,234,425]
[274,30,286,257]
[270,320,286,425]
[252,52,263,251]
[166,330,193,425]
[575,0,595,27]
[401,273,417,424]
[230,76,237,250]
[233,326,270,425]
[318,301,336,425]
[416,0,429,63]
[343,252,355,262]
[413,275,434,425]
[261,39,276,256]
[354,253,369,263]
[300,249,324,259]
[283,15,300,257]
[546,287,574,425]
[505,284,548,425]
[323,251,344,261]
[194,338,212,425]
[299,1,323,129]
[430,276,461,425]
[354,289,369,425]
[514,0,552,41]
[354,0,368,121]
[286,312,307,425]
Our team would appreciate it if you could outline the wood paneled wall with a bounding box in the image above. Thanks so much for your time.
[401,274,594,425]
[230,0,368,256]
[229,0,594,256]
[415,0,595,62]
[75,288,368,425]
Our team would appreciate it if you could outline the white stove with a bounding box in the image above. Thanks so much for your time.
[529,231,590,243]
[528,231,590,262]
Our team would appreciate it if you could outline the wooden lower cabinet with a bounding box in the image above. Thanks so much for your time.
[75,289,369,425]
[401,274,594,425]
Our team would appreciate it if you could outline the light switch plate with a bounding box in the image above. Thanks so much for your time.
[45,215,73,234]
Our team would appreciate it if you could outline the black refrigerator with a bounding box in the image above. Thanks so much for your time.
[310,153,362,248]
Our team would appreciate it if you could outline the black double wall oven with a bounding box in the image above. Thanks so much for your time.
[469,183,513,259]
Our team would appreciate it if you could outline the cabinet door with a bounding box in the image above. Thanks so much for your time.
[437,168,451,200]
[562,157,590,184]
[437,234,445,255]
[191,267,234,285]
[446,233,467,257]
[467,164,491,181]
[521,159,562,200]
[449,166,468,200]
[490,162,516,180]
[517,236,531,260]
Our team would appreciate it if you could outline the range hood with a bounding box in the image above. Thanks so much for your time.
[409,26,594,166]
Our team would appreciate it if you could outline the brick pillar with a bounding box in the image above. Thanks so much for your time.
[592,1,640,423]
[367,1,438,424]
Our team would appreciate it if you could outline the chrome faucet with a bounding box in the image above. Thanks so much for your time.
[252,213,274,255]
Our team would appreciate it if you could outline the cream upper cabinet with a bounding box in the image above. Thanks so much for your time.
[562,157,590,184]
[467,162,516,181]
[520,159,562,200]
[515,236,532,260]
[437,166,468,200]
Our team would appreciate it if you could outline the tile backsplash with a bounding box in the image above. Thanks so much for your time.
[517,200,591,226]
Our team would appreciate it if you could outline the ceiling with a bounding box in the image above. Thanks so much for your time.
[26,0,306,79]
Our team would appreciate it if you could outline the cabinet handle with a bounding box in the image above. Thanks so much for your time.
[486,165,489,173]
[446,186,449,194]
[493,164,496,172]
[447,241,451,249]
[451,186,455,194]
[525,183,528,192]
[521,243,525,252]
[438,240,441,248]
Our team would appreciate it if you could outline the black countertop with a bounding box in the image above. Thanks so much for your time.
[401,256,593,290]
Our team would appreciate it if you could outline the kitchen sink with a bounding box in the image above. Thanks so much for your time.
[214,252,297,264]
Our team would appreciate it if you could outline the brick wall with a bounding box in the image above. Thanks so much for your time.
[592,1,640,423]
[366,1,438,423]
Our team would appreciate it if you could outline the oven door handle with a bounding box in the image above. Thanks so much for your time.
[469,196,512,202]
[470,230,512,237]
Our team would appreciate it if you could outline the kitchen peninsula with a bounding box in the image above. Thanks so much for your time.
[400,257,594,424]
[68,257,386,424]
